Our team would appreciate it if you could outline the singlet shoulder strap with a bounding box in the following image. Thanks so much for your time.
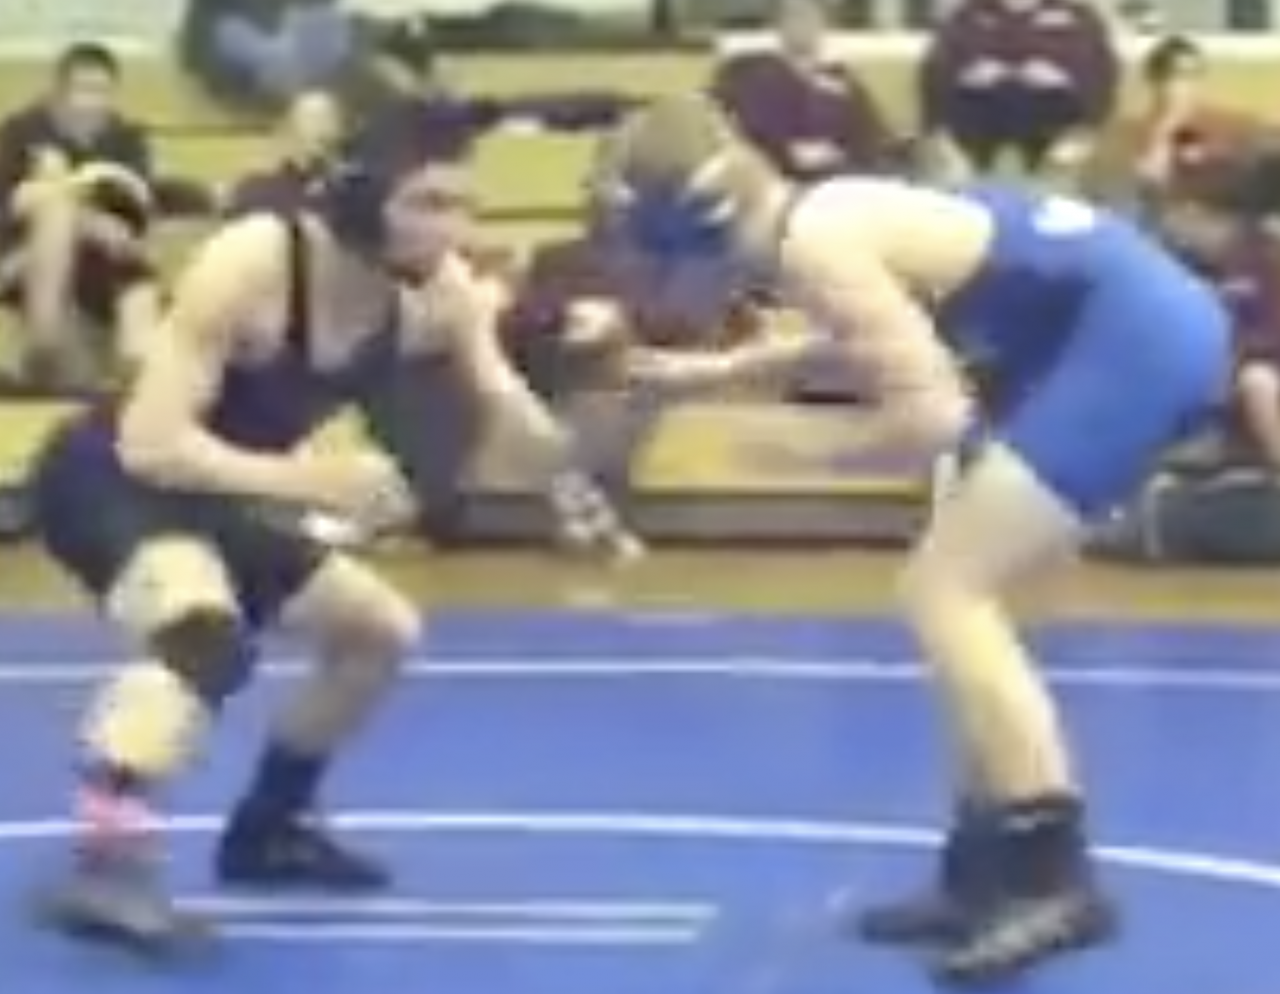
[284,216,312,361]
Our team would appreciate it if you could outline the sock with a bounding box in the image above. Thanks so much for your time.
[232,741,329,832]
[992,793,1088,897]
[75,758,156,855]
[74,662,208,855]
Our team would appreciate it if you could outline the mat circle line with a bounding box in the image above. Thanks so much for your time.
[0,810,1276,890]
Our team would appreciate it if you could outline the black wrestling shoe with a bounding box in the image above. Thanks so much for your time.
[854,805,1000,946]
[930,886,1117,988]
[36,849,211,956]
[215,817,390,892]
[930,794,1118,987]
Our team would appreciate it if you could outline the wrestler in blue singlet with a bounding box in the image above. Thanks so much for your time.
[935,183,1232,517]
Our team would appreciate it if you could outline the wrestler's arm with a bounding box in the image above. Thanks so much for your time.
[407,254,571,463]
[115,218,326,502]
[625,327,818,392]
[408,253,640,558]
[789,230,973,458]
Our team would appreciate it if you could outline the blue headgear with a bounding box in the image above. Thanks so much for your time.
[620,185,735,258]
[318,101,471,256]
[595,143,736,259]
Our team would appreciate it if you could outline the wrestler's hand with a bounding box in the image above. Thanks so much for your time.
[291,450,417,529]
[624,346,736,391]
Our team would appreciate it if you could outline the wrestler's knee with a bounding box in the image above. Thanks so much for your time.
[106,536,254,707]
[86,538,252,777]
[283,555,421,666]
[897,543,979,633]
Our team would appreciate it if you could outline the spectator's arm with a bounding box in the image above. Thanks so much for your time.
[0,116,72,220]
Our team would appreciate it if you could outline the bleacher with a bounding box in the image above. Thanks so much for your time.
[0,25,1275,550]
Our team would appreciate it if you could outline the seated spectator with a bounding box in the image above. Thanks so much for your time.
[1227,233,1280,469]
[338,17,637,151]
[920,0,1119,176]
[1085,36,1265,209]
[338,13,440,119]
[0,43,161,390]
[498,160,769,488]
[1155,164,1280,469]
[181,0,356,113]
[224,88,344,218]
[710,0,894,181]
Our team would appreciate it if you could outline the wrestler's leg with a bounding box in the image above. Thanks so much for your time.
[857,440,1087,951]
[216,550,419,891]
[44,535,252,950]
[879,285,1227,985]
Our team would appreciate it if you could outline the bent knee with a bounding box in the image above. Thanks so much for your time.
[106,536,240,636]
[897,553,978,619]
[286,557,422,661]
[317,585,420,662]
[358,588,421,660]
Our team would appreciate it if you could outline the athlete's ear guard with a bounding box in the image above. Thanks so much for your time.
[593,116,747,258]
[318,159,387,254]
[597,154,739,258]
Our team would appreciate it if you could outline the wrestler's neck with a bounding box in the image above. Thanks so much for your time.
[314,227,401,312]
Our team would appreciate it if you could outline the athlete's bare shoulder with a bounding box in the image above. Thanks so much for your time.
[784,176,991,297]
[168,213,292,351]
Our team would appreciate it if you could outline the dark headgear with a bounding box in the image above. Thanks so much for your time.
[318,99,471,254]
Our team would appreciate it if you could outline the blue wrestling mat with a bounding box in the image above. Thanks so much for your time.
[0,609,1277,993]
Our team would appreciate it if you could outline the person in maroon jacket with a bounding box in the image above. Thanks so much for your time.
[920,0,1119,175]
[500,162,769,489]
[711,0,895,182]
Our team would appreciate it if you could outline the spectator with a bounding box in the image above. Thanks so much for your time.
[0,43,161,390]
[498,155,769,489]
[224,88,345,219]
[920,0,1119,176]
[1159,155,1280,469]
[502,222,763,402]
[710,0,894,182]
[338,14,441,119]
[1087,37,1267,211]
[345,31,637,155]
[1131,38,1264,207]
[181,0,356,113]
[1224,229,1280,469]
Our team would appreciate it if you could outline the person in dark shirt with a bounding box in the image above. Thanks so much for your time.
[711,0,894,182]
[921,0,1119,175]
[224,88,345,219]
[0,43,161,389]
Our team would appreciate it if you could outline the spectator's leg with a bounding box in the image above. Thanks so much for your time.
[1016,89,1088,183]
[1235,361,1280,467]
[17,191,85,385]
[281,7,355,89]
[944,91,1004,175]
[213,16,300,102]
